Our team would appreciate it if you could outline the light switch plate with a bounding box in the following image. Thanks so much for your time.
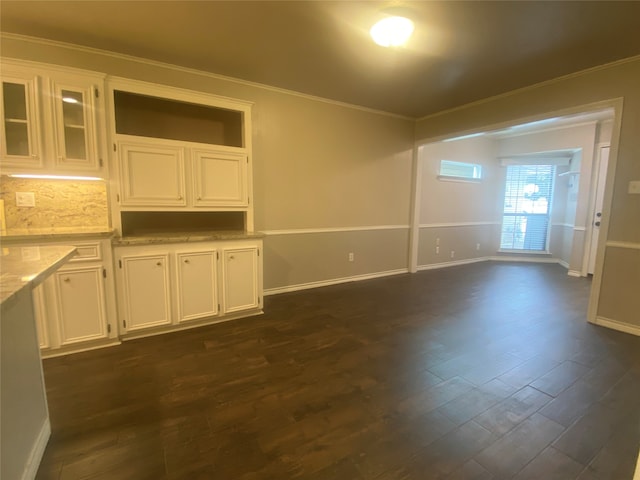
[16,192,36,207]
[628,181,640,194]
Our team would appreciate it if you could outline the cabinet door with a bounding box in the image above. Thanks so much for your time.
[121,253,172,331]
[119,141,186,206]
[221,246,259,313]
[51,81,99,171]
[192,149,248,207]
[176,250,218,322]
[53,265,108,345]
[0,74,42,168]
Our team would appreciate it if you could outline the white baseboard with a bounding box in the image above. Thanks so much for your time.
[417,257,489,271]
[23,419,50,480]
[557,259,569,269]
[264,269,408,296]
[591,316,640,337]
[489,255,558,263]
[265,256,572,297]
[567,269,582,277]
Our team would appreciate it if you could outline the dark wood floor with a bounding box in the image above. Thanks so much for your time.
[36,262,640,480]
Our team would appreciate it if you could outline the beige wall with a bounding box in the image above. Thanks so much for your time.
[416,57,640,328]
[1,35,415,292]
[416,136,501,267]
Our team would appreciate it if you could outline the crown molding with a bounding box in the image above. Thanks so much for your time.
[0,32,413,121]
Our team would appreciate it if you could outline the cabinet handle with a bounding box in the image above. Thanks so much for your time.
[63,277,70,283]
[178,195,183,200]
[31,154,38,158]
[184,259,190,264]
[229,255,235,260]
[156,262,162,266]
[197,196,202,200]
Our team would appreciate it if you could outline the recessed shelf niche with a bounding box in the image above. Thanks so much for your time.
[113,91,243,147]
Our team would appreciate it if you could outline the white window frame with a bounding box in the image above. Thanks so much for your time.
[438,160,482,183]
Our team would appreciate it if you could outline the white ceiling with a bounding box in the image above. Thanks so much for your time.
[1,1,639,118]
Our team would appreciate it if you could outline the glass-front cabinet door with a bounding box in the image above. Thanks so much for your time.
[52,82,99,170]
[0,75,42,168]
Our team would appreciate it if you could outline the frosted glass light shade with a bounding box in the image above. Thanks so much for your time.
[370,16,414,47]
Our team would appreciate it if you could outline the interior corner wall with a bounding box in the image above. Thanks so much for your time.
[416,136,501,267]
[1,35,416,293]
[415,57,640,330]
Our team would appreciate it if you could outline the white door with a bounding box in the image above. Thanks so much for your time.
[221,247,259,313]
[176,250,218,322]
[121,253,172,331]
[587,145,609,275]
[118,140,186,206]
[192,149,248,207]
[54,266,108,345]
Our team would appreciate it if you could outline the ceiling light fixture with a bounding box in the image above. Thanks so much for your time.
[370,16,414,47]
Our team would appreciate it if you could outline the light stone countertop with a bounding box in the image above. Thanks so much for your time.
[112,230,265,246]
[0,245,77,306]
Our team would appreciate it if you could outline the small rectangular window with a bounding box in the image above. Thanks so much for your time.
[439,160,482,181]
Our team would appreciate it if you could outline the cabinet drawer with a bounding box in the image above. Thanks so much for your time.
[68,242,102,262]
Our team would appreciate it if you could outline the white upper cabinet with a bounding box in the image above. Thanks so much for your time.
[118,139,186,206]
[0,70,42,168]
[51,78,100,171]
[108,79,253,215]
[0,60,106,175]
[192,149,248,207]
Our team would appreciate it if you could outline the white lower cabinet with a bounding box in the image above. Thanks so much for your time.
[28,238,119,357]
[222,246,259,313]
[119,253,172,331]
[176,250,218,322]
[115,239,262,336]
[53,265,108,345]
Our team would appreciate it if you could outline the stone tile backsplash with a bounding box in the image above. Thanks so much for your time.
[0,176,109,230]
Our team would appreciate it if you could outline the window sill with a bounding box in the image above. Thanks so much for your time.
[497,249,551,255]
[437,175,481,184]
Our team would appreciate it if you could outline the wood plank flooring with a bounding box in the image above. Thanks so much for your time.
[35,262,640,479]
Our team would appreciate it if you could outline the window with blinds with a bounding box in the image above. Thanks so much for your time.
[500,164,556,251]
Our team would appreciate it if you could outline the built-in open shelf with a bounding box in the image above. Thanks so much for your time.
[113,91,244,147]
[120,211,245,237]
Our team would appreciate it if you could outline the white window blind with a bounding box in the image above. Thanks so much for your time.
[439,160,482,180]
[500,164,556,251]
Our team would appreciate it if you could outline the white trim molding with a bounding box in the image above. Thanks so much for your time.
[264,269,408,296]
[417,257,488,271]
[1,33,412,120]
[606,241,640,250]
[23,419,50,480]
[419,221,499,229]
[263,225,410,236]
[591,316,640,337]
[551,223,575,229]
[568,270,582,277]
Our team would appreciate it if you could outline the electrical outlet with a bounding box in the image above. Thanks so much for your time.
[16,192,36,207]
[436,237,440,246]
[436,246,440,254]
[348,252,354,262]
[450,250,455,258]
[629,180,640,194]
[476,243,480,251]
